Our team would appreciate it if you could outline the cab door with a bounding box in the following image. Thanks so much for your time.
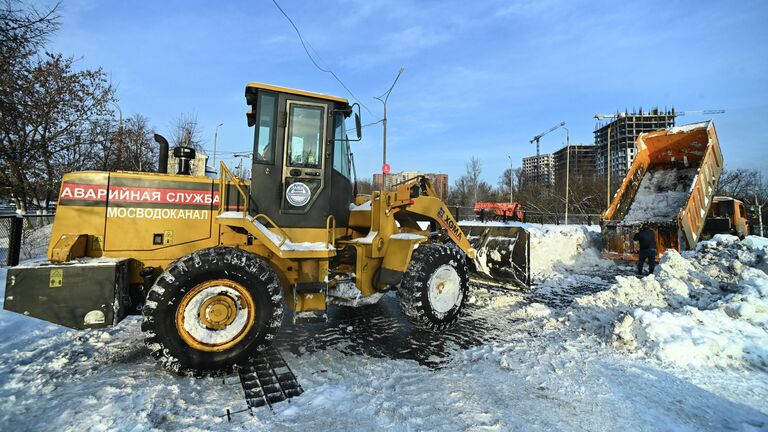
[281,100,328,216]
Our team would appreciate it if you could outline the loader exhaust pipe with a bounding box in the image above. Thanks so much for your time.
[154,134,169,174]
[173,146,196,175]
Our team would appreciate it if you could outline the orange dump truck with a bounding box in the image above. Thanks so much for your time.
[473,202,525,221]
[601,121,724,260]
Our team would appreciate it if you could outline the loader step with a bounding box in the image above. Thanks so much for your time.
[237,346,303,410]
[294,281,327,294]
[293,310,328,324]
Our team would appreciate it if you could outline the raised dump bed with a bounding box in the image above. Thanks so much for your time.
[601,121,723,260]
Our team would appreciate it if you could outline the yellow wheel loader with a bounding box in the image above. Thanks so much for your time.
[4,82,485,376]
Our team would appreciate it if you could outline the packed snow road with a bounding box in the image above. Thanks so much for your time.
[0,225,766,431]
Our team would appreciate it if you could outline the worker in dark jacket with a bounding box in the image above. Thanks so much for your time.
[634,224,657,275]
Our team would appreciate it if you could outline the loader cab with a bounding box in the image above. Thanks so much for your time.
[245,83,356,229]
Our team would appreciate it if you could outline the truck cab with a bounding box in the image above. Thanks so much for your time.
[702,197,749,239]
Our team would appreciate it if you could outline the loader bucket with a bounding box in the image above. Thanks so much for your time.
[458,223,531,288]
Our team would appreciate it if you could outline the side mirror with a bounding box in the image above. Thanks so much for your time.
[355,113,362,140]
[334,103,363,142]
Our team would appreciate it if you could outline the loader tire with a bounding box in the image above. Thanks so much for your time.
[141,247,283,376]
[397,243,469,331]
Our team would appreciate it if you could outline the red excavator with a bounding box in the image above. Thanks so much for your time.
[473,202,525,222]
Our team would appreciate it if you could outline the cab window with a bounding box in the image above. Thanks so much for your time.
[254,93,277,164]
[287,104,324,168]
[333,114,352,179]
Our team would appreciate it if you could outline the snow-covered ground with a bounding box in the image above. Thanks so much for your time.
[1,225,766,431]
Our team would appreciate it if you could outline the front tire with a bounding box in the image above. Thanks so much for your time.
[141,247,283,376]
[397,243,469,331]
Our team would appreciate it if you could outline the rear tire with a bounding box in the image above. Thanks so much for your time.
[397,243,469,331]
[141,247,283,376]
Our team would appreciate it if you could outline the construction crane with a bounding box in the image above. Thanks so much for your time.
[530,121,565,157]
[594,109,725,121]
[676,109,725,116]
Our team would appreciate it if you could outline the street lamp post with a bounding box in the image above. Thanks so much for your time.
[213,123,224,168]
[594,115,614,210]
[110,102,123,166]
[755,192,765,237]
[562,125,570,224]
[375,67,405,187]
[233,152,252,178]
[507,155,513,203]
[606,124,612,209]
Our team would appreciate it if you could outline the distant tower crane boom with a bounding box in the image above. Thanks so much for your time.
[530,121,566,157]
[676,109,725,116]
[594,109,725,121]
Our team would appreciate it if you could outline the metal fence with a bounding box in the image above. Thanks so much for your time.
[0,214,55,266]
[449,206,601,226]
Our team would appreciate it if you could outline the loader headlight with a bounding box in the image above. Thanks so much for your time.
[84,310,106,325]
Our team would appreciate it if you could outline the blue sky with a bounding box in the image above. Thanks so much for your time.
[48,0,768,185]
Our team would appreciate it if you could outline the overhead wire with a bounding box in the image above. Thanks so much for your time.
[347,119,383,133]
[270,0,380,122]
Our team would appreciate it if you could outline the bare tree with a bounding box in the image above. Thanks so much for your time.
[356,177,374,194]
[497,167,522,202]
[170,113,204,151]
[449,157,491,207]
[719,169,768,236]
[467,157,482,204]
[122,114,157,171]
[0,0,60,64]
[717,169,764,200]
[1,1,116,212]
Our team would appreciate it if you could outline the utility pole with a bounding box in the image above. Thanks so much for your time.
[594,114,614,209]
[607,124,612,209]
[110,102,123,167]
[375,67,405,187]
[755,191,765,237]
[507,155,513,203]
[562,125,570,224]
[233,152,252,178]
[213,123,224,167]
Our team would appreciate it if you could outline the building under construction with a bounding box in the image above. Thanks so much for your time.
[594,108,676,180]
[521,153,555,187]
[553,144,596,190]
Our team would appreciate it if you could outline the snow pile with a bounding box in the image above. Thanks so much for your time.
[569,234,768,368]
[508,302,552,320]
[526,224,612,278]
[623,168,698,223]
[459,221,611,285]
[1,228,768,429]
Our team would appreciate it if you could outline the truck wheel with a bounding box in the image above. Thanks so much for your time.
[141,247,283,376]
[397,243,469,331]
